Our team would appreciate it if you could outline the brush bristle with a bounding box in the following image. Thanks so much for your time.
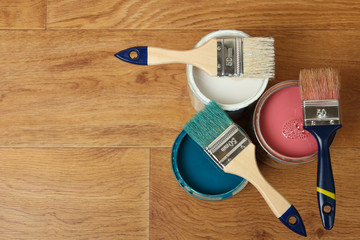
[184,100,233,149]
[299,68,340,100]
[243,37,275,79]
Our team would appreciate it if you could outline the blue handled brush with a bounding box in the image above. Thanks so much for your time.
[114,37,274,78]
[184,100,307,237]
[299,68,341,230]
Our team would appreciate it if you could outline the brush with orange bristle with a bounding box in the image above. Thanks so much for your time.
[299,68,341,230]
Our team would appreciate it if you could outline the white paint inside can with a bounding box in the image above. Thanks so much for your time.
[186,30,269,112]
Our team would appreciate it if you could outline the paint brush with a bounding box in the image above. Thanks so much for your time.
[184,100,306,237]
[114,37,274,79]
[299,68,341,230]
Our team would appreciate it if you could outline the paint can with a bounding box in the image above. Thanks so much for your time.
[186,30,269,119]
[252,80,318,168]
[171,130,248,200]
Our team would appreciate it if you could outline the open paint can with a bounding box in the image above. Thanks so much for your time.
[253,80,318,168]
[171,130,248,200]
[186,30,269,119]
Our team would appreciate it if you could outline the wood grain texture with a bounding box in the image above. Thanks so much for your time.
[1,1,360,239]
[0,30,196,147]
[0,29,359,147]
[150,147,360,239]
[0,147,149,239]
[0,0,46,29]
[47,0,360,30]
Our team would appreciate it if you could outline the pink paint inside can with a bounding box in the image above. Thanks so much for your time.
[255,81,318,160]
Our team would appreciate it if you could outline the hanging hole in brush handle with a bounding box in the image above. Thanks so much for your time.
[287,215,298,225]
[114,46,148,65]
[278,205,307,237]
[305,124,342,230]
[323,204,332,214]
[129,50,139,60]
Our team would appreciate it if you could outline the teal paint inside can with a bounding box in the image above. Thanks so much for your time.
[171,130,248,200]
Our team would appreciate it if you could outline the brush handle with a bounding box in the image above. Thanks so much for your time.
[224,144,306,237]
[304,124,341,230]
[148,47,205,66]
[114,39,217,75]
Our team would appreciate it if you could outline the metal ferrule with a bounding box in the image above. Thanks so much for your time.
[217,38,242,77]
[205,124,250,169]
[303,99,341,126]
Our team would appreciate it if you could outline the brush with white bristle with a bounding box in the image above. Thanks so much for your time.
[115,37,275,79]
[299,67,341,230]
[242,37,275,78]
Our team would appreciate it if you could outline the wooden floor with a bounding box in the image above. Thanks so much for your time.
[1,1,359,239]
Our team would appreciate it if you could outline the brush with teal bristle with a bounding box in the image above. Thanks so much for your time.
[184,100,307,237]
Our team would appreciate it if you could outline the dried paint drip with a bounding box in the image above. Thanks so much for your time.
[282,119,310,139]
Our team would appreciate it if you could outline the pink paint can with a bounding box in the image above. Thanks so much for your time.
[253,80,318,168]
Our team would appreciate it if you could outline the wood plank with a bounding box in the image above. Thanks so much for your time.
[150,147,360,239]
[0,0,46,29]
[0,29,358,147]
[0,29,197,147]
[0,148,149,239]
[47,0,360,30]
